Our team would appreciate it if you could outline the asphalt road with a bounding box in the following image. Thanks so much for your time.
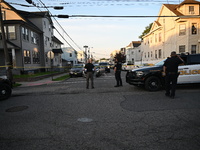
[0,70,200,150]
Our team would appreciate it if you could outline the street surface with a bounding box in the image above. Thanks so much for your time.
[0,70,200,150]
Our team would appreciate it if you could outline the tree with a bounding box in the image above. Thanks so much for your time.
[114,52,126,63]
[139,23,153,40]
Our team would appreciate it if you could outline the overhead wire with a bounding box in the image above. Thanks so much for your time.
[36,0,83,52]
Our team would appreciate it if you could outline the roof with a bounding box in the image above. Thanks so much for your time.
[163,4,183,16]
[176,0,200,8]
[2,1,43,33]
[52,49,63,53]
[6,40,20,49]
[52,36,63,44]
[17,10,53,24]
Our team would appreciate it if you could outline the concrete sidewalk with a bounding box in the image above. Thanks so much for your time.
[17,73,69,87]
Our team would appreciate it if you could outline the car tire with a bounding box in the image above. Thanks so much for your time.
[145,76,161,91]
[0,83,12,100]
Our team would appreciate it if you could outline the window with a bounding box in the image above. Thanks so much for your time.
[191,23,197,35]
[22,27,25,39]
[22,27,29,41]
[31,31,38,44]
[31,31,34,43]
[155,50,157,59]
[159,33,162,42]
[179,24,186,36]
[24,50,31,64]
[148,52,150,58]
[158,49,162,58]
[151,51,153,58]
[8,26,16,40]
[189,6,194,14]
[69,53,72,57]
[25,28,29,41]
[155,34,157,43]
[33,51,40,64]
[191,45,196,54]
[179,45,185,53]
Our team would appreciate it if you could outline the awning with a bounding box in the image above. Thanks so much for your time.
[52,49,63,53]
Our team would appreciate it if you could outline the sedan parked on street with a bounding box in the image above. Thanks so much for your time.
[69,64,85,77]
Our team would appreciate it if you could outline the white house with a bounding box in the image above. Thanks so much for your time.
[141,0,200,65]
[125,41,141,65]
[62,47,78,65]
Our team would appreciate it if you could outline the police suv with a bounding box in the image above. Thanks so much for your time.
[126,53,200,91]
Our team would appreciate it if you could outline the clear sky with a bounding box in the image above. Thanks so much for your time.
[5,0,182,59]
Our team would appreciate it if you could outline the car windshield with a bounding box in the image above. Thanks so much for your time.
[154,59,166,66]
[99,63,108,65]
[73,64,84,68]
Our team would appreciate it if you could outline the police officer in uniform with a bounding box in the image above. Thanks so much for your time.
[84,59,95,89]
[163,51,184,99]
[114,58,122,87]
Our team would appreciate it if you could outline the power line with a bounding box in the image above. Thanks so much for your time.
[35,0,82,52]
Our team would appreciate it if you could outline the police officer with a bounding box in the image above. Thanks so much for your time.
[163,51,184,99]
[114,58,122,87]
[84,59,95,89]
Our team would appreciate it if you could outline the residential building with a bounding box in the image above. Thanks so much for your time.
[52,36,63,71]
[77,50,86,63]
[141,0,200,65]
[0,1,43,75]
[125,41,141,65]
[62,47,78,65]
[0,1,63,75]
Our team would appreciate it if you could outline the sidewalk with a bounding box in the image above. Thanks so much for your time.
[17,73,69,87]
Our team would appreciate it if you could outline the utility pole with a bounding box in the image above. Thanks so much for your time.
[0,0,12,82]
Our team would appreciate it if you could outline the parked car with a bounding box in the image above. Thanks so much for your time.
[122,63,137,71]
[69,64,85,77]
[94,64,105,77]
[126,53,200,91]
[0,76,12,100]
[99,62,110,73]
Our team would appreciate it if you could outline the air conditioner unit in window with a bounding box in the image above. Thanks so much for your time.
[189,11,195,14]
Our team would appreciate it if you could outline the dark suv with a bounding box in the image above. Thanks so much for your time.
[99,62,110,73]
[0,76,12,100]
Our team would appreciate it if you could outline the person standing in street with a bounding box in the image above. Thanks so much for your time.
[84,59,95,89]
[114,58,123,87]
[163,51,184,99]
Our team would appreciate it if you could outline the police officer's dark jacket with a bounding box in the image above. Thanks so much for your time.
[163,56,183,73]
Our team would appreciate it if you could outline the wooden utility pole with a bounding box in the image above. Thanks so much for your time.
[0,0,13,82]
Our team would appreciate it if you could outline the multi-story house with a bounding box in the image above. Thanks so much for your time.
[62,47,78,65]
[125,41,141,65]
[77,50,86,64]
[141,0,200,64]
[0,1,63,75]
[52,36,63,71]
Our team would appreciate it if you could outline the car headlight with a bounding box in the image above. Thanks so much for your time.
[136,71,144,77]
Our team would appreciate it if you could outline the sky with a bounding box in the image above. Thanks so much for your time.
[5,0,182,59]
